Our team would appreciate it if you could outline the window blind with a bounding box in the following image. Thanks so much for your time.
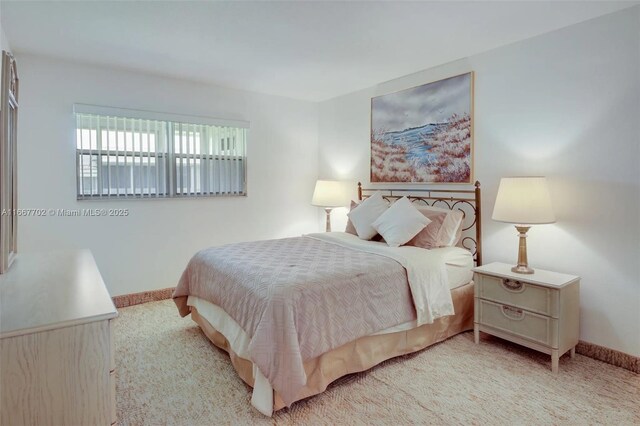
[75,110,247,199]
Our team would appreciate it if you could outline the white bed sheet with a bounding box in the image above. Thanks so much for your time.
[316,232,473,290]
[442,246,474,290]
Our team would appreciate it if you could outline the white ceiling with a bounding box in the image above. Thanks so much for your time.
[1,1,637,101]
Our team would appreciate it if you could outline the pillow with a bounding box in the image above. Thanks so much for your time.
[406,205,464,249]
[405,209,447,249]
[345,200,358,235]
[347,192,388,240]
[346,201,386,242]
[371,197,431,247]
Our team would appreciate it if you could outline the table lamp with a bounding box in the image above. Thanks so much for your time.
[312,180,351,232]
[492,177,556,274]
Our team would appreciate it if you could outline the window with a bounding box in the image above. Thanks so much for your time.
[75,106,247,199]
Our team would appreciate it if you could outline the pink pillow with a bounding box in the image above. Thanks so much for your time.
[406,206,463,249]
[345,200,358,235]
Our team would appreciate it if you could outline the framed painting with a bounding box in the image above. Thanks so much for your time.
[370,72,474,183]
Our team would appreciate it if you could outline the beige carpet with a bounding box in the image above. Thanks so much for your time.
[114,300,639,425]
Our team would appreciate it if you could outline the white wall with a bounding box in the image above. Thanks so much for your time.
[0,29,9,53]
[17,55,320,297]
[318,8,640,356]
[0,7,9,53]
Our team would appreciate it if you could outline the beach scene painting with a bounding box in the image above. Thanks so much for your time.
[371,72,473,183]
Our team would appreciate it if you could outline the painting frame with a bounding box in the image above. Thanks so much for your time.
[369,71,475,185]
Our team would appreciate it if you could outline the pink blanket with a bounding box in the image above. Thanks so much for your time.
[173,236,415,406]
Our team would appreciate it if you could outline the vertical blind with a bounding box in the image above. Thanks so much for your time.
[75,111,247,199]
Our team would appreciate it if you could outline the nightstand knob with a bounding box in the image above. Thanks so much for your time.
[502,279,524,292]
[501,305,525,320]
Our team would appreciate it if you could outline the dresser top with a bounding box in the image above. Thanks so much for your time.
[472,262,580,288]
[0,250,117,338]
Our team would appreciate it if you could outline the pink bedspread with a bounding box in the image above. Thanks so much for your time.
[173,235,415,406]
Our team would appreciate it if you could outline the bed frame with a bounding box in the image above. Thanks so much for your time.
[357,181,482,266]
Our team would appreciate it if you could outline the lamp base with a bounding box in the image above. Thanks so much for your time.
[324,208,333,232]
[511,225,534,275]
[511,265,534,274]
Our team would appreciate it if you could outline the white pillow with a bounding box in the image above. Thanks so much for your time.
[347,191,389,240]
[372,197,431,247]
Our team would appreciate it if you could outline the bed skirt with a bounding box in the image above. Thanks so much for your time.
[189,280,474,413]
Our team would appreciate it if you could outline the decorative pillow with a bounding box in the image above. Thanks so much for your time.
[405,210,447,249]
[346,200,386,242]
[406,205,464,249]
[371,197,431,247]
[345,200,358,235]
[347,192,388,240]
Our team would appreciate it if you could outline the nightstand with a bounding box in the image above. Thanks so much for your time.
[473,262,580,373]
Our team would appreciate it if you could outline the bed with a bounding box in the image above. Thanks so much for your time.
[173,182,482,416]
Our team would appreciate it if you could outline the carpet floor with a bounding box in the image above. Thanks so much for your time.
[114,300,639,425]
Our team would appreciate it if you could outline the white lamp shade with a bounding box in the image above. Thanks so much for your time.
[492,177,556,225]
[311,180,352,208]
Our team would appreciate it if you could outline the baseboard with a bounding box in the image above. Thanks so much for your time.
[113,289,639,374]
[112,287,175,308]
[576,341,639,374]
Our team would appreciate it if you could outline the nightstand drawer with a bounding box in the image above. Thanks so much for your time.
[477,299,558,347]
[476,273,559,317]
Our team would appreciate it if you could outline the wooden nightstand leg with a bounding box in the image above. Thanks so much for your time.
[551,349,559,373]
[474,325,479,344]
[570,347,576,358]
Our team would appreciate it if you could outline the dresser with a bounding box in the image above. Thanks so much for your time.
[1,250,118,425]
[473,262,580,373]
